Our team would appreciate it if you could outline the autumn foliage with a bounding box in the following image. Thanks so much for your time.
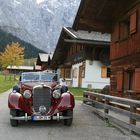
[0,42,24,69]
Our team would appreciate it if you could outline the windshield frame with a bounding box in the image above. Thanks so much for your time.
[21,72,58,82]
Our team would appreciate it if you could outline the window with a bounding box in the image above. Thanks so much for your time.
[65,69,71,78]
[124,71,134,90]
[72,68,78,78]
[60,68,65,78]
[134,68,140,90]
[115,10,137,41]
[101,67,111,78]
[82,61,85,78]
[120,18,130,40]
[60,68,71,79]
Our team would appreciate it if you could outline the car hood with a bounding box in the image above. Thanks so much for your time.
[21,81,57,89]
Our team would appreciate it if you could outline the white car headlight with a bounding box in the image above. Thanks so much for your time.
[23,90,31,99]
[53,89,61,99]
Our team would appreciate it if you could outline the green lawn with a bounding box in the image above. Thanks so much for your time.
[0,74,17,94]
[69,87,101,100]
[69,87,87,100]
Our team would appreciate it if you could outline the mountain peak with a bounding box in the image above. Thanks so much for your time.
[0,0,80,52]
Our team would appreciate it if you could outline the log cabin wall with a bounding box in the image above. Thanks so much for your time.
[66,43,109,65]
[66,44,86,64]
[110,3,140,98]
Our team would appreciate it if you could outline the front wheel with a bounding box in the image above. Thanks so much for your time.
[63,109,73,126]
[10,109,19,127]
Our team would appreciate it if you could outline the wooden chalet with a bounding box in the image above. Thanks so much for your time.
[73,0,140,98]
[36,53,52,71]
[52,27,110,88]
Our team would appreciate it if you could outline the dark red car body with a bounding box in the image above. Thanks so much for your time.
[8,72,75,126]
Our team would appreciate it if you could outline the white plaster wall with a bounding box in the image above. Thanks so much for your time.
[71,60,110,89]
[83,60,110,89]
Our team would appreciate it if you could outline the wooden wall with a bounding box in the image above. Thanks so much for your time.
[110,4,140,98]
[111,5,140,60]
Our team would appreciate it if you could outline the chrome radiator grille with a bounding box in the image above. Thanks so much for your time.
[33,86,52,113]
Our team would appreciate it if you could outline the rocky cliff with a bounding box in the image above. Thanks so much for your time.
[0,0,80,52]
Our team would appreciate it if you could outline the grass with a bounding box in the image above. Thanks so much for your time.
[0,74,17,94]
[69,87,87,100]
[69,87,101,100]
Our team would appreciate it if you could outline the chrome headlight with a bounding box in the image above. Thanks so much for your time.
[23,90,31,99]
[53,89,61,99]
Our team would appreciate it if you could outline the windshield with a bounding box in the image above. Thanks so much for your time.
[21,72,58,82]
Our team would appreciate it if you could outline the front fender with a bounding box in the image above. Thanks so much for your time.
[8,92,23,109]
[48,92,75,115]
[8,92,32,114]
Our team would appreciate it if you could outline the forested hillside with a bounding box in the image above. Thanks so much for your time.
[0,29,45,59]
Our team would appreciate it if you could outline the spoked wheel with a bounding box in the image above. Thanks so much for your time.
[10,109,19,127]
[63,109,73,126]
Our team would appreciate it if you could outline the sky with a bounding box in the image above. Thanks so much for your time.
[36,0,45,4]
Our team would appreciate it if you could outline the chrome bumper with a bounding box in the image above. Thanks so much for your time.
[10,113,72,121]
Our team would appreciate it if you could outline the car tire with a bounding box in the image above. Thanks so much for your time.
[63,109,73,126]
[10,109,19,127]
[13,85,20,93]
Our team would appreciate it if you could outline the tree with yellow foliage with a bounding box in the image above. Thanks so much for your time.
[0,42,24,69]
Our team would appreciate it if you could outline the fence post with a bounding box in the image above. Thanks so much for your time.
[129,105,136,133]
[104,97,109,121]
[130,105,136,125]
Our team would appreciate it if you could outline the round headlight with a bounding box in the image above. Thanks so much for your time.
[23,90,31,99]
[53,89,61,99]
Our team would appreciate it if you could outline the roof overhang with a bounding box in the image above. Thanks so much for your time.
[64,39,110,46]
[52,27,110,67]
[72,0,139,32]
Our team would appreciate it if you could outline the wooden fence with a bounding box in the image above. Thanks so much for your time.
[83,91,140,135]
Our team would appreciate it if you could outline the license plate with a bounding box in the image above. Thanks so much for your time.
[32,115,51,121]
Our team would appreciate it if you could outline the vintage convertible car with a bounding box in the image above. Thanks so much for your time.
[8,72,75,126]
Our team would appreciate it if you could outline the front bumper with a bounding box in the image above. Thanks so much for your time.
[10,113,72,121]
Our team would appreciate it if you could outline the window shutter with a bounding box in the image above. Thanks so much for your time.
[65,68,71,78]
[117,71,123,91]
[60,68,65,78]
[130,11,137,34]
[101,67,107,78]
[134,68,140,90]
[120,22,129,40]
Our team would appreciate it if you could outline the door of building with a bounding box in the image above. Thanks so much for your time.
[78,66,82,87]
